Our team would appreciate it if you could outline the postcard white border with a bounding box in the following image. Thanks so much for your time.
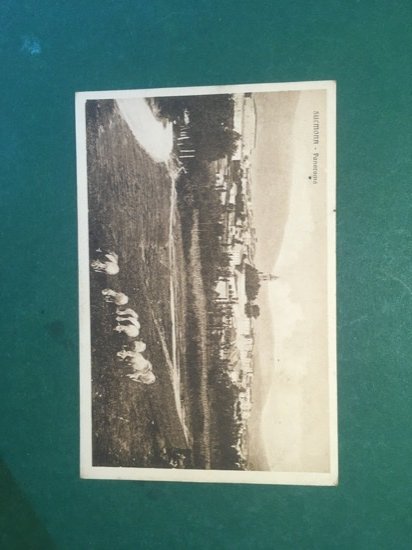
[76,80,337,486]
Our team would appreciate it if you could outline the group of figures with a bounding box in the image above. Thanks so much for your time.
[91,250,156,385]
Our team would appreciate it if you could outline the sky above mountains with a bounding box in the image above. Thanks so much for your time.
[248,89,331,473]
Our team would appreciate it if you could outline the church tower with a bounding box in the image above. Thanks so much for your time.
[258,272,278,282]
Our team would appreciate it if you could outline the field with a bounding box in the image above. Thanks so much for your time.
[86,100,190,468]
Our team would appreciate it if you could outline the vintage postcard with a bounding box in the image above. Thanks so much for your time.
[76,81,337,485]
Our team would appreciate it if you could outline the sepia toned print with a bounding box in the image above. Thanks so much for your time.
[76,81,337,485]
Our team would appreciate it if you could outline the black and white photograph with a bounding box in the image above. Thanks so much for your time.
[76,81,337,485]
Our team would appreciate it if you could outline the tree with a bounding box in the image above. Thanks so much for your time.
[155,94,240,160]
[245,302,260,318]
[245,264,261,301]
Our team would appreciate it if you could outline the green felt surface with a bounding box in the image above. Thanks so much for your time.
[1,1,411,548]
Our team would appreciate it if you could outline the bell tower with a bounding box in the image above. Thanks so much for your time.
[258,272,278,282]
